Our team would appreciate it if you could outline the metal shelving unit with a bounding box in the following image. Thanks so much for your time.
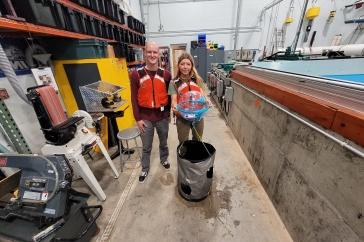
[0,17,112,41]
[56,0,144,37]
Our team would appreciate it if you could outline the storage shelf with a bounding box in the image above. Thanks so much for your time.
[0,17,113,41]
[129,44,145,49]
[57,0,144,36]
[127,61,144,66]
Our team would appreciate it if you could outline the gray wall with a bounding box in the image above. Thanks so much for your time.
[142,0,364,56]
[227,80,364,242]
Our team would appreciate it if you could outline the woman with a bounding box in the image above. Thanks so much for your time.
[168,52,209,144]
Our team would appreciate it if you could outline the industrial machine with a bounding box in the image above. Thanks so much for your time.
[27,85,119,201]
[0,154,101,241]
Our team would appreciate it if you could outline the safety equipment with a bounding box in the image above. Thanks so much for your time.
[176,91,209,122]
[173,78,202,102]
[137,67,168,108]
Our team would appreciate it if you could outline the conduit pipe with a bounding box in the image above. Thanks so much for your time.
[149,29,260,38]
[232,79,364,158]
[296,44,364,57]
[0,43,29,104]
[233,0,243,52]
[259,0,286,21]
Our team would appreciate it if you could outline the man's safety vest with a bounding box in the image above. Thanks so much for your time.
[137,67,168,108]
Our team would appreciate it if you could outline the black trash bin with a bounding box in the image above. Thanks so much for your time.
[177,140,216,202]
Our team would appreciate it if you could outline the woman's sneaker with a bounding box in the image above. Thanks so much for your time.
[161,160,170,169]
[139,170,148,183]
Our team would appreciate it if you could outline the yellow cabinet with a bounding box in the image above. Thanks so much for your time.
[53,58,135,131]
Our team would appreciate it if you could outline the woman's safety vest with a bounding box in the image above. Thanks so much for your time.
[173,77,202,103]
[137,67,168,108]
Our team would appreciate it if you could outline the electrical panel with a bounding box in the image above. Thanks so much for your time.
[224,86,234,102]
[221,76,231,86]
[216,79,224,97]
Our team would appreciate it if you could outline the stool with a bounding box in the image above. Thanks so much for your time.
[117,127,141,171]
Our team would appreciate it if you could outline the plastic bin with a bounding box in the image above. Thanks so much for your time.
[46,39,108,60]
[96,0,105,15]
[127,16,134,30]
[177,140,216,201]
[89,0,99,12]
[119,9,125,24]
[106,23,114,40]
[89,16,97,36]
[53,2,67,29]
[126,47,135,62]
[112,1,119,21]
[124,30,130,44]
[112,42,127,58]
[104,0,113,18]
[11,0,59,28]
[113,26,121,42]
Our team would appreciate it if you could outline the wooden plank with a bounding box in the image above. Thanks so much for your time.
[332,109,364,147]
[0,171,20,198]
[230,70,338,129]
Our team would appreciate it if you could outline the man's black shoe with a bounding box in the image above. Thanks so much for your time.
[161,160,170,169]
[139,170,148,183]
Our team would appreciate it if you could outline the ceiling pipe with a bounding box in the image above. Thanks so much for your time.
[233,0,243,52]
[149,29,260,38]
[139,0,145,23]
[148,26,260,35]
[258,0,286,21]
[143,0,220,5]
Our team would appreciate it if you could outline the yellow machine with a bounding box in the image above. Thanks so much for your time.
[53,58,135,132]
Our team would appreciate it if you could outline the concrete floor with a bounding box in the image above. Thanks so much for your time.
[74,106,293,242]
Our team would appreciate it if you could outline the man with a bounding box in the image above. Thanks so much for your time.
[130,41,171,183]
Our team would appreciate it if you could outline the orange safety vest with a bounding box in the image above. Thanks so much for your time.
[137,67,168,108]
[173,77,202,103]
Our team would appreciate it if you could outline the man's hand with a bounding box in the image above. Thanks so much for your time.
[137,120,146,133]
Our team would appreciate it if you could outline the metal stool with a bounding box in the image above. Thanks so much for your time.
[117,127,141,171]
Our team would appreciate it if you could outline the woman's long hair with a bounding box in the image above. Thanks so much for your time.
[174,52,203,82]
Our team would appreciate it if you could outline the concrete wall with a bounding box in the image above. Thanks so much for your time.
[227,79,364,242]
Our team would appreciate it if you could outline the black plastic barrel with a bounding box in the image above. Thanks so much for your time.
[177,140,216,202]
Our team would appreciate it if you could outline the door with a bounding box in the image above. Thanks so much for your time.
[170,43,187,77]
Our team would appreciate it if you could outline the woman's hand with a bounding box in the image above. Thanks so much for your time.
[205,98,212,108]
[172,104,177,112]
